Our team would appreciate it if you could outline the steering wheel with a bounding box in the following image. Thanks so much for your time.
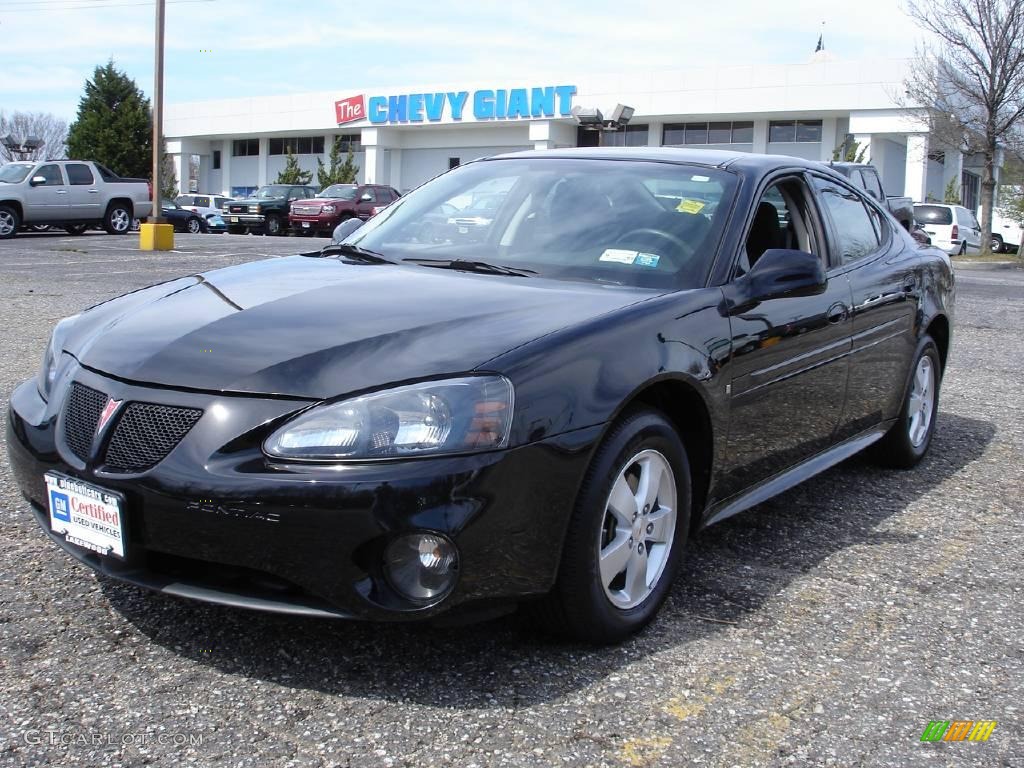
[614,228,694,264]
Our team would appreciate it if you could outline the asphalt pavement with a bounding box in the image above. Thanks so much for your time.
[0,232,1021,767]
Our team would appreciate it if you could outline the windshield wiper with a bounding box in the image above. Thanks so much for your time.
[402,258,536,277]
[319,243,393,263]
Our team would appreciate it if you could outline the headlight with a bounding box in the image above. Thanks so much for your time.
[264,375,514,461]
[321,205,336,214]
[37,315,78,400]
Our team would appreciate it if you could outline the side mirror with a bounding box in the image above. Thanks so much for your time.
[359,193,373,202]
[29,175,46,187]
[722,249,827,315]
[331,217,364,243]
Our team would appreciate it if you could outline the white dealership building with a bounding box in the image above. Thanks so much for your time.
[164,55,999,210]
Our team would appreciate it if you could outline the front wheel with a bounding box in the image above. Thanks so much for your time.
[186,217,202,234]
[0,206,20,239]
[991,235,1004,254]
[871,336,941,469]
[535,408,690,643]
[265,214,283,236]
[104,203,132,235]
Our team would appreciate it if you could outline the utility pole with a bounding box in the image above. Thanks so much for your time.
[151,0,165,223]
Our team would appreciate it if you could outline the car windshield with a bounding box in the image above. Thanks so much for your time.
[0,163,34,183]
[345,157,738,289]
[915,205,953,225]
[254,186,290,199]
[319,184,358,200]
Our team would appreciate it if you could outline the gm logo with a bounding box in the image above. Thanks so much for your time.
[920,720,997,742]
[50,490,71,522]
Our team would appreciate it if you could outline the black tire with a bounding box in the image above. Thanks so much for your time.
[28,224,52,233]
[186,217,202,234]
[871,335,942,469]
[958,241,967,256]
[0,205,21,239]
[227,225,245,235]
[265,214,283,236]
[991,235,1004,254]
[64,224,88,235]
[103,202,132,235]
[534,408,691,644]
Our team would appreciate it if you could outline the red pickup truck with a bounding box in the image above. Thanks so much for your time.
[289,183,401,236]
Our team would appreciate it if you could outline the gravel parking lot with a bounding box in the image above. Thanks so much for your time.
[0,232,1021,767]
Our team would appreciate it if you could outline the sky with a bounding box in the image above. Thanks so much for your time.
[0,0,929,122]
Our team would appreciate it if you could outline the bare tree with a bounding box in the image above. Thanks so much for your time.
[0,111,69,163]
[904,0,1024,251]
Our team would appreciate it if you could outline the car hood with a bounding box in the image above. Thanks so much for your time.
[301,198,353,206]
[65,256,658,399]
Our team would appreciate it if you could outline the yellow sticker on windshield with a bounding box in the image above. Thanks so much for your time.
[676,199,706,214]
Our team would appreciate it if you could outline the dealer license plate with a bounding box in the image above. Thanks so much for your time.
[302,221,310,228]
[45,472,126,559]
[230,216,239,223]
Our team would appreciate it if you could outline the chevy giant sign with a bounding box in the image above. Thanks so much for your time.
[335,85,577,126]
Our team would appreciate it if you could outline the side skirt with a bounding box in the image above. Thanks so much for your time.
[702,424,892,529]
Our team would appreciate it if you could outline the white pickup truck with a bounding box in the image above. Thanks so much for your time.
[0,160,153,239]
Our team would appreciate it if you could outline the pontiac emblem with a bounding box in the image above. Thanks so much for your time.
[96,398,122,435]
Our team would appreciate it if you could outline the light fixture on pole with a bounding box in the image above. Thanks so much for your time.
[571,103,635,147]
[1,133,45,159]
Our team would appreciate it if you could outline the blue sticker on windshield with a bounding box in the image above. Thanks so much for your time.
[634,253,661,268]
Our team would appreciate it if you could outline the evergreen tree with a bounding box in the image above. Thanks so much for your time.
[276,149,312,184]
[316,138,360,186]
[160,152,179,200]
[66,60,152,178]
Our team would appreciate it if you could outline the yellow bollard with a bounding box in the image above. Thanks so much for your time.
[139,223,175,251]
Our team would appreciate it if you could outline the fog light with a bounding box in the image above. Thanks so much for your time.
[384,532,458,603]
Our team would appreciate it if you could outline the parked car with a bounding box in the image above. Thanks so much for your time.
[990,209,1022,253]
[826,162,914,231]
[175,193,234,221]
[7,148,954,644]
[0,160,153,239]
[205,214,227,234]
[160,200,208,233]
[914,203,982,255]
[225,185,318,235]
[289,184,401,237]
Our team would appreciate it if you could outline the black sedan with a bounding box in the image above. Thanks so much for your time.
[6,148,954,643]
[160,200,207,234]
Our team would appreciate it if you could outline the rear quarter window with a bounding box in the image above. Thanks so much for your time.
[915,205,952,225]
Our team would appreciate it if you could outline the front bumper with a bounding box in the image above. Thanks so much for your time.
[225,213,265,227]
[289,214,339,231]
[6,365,599,621]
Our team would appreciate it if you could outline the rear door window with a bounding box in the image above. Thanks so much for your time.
[915,205,953,226]
[65,164,95,185]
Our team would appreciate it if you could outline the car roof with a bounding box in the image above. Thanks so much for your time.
[486,146,835,174]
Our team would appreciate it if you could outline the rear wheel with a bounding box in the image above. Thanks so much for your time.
[958,241,967,256]
[0,206,20,239]
[104,202,132,235]
[991,234,1004,253]
[535,408,690,643]
[871,336,941,469]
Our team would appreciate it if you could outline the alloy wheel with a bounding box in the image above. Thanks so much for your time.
[907,356,935,447]
[598,449,677,610]
[110,208,130,232]
[0,211,15,237]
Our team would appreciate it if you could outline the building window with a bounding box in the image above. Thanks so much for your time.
[232,139,258,157]
[961,171,980,211]
[663,121,754,145]
[212,150,221,170]
[769,120,822,143]
[334,134,361,153]
[605,124,649,147]
[269,136,326,155]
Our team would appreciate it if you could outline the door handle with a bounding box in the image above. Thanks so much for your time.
[56,190,68,195]
[87,189,99,194]
[826,302,848,324]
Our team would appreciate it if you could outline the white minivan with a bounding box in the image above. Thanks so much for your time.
[914,203,982,255]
